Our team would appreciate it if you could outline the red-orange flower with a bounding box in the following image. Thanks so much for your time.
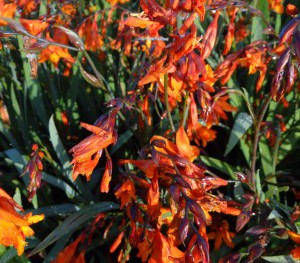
[69,109,118,181]
[207,220,235,250]
[51,236,85,263]
[114,179,136,208]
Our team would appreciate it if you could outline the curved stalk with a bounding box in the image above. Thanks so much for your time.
[164,74,176,133]
[249,94,272,189]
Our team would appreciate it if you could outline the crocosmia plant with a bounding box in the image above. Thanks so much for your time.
[0,0,300,262]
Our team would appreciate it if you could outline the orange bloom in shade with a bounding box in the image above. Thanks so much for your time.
[136,229,156,262]
[207,220,235,250]
[70,110,118,181]
[51,236,85,263]
[176,126,200,162]
[114,179,136,208]
[0,188,44,255]
[148,229,184,263]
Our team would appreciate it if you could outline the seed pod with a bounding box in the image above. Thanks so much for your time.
[53,25,84,50]
[271,70,284,101]
[79,63,103,88]
[22,41,49,52]
[276,48,290,73]
[235,172,248,183]
[188,199,206,225]
[285,59,295,93]
[279,17,300,45]
[236,210,251,232]
[294,25,300,62]
[174,175,191,189]
[179,214,189,245]
[169,184,181,202]
[0,17,28,35]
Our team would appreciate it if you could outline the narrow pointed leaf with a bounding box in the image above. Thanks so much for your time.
[225,112,253,156]
[27,202,119,257]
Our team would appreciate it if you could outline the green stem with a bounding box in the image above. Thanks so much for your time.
[83,51,137,136]
[213,89,256,125]
[83,50,115,98]
[24,33,80,51]
[181,91,190,128]
[164,74,175,133]
[250,94,272,189]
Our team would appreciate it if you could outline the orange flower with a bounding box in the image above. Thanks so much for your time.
[268,0,284,14]
[51,236,85,263]
[288,230,300,259]
[17,0,37,16]
[114,179,136,208]
[215,41,269,92]
[69,110,118,181]
[207,220,235,250]
[20,19,48,36]
[0,99,10,126]
[0,187,44,255]
[61,3,77,16]
[136,229,156,262]
[0,1,17,25]
[176,126,200,162]
[148,229,184,263]
[106,0,129,6]
[39,33,75,68]
[78,14,103,51]
[291,247,300,259]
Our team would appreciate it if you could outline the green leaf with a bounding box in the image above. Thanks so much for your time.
[25,203,79,217]
[44,234,72,263]
[48,115,94,201]
[13,188,22,207]
[48,115,71,171]
[225,112,253,156]
[111,129,133,154]
[200,156,236,179]
[27,202,119,257]
[255,169,265,202]
[259,136,273,176]
[17,36,48,127]
[0,247,17,263]
[42,172,76,199]
[251,0,269,42]
[262,255,297,263]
